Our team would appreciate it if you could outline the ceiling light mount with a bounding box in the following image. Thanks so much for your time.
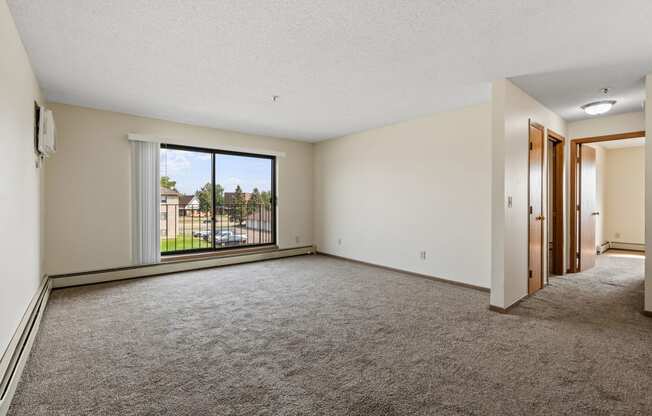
[272,95,279,102]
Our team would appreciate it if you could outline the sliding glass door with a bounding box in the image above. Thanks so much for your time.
[160,144,275,255]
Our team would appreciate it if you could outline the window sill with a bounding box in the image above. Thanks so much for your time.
[161,245,279,263]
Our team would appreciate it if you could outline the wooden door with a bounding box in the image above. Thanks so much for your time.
[528,123,544,294]
[579,145,597,271]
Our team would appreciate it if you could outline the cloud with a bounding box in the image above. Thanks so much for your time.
[160,149,191,176]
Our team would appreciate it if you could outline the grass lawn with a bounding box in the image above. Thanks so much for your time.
[160,235,211,252]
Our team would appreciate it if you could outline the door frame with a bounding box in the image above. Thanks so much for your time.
[568,130,645,273]
[528,120,545,294]
[547,129,565,276]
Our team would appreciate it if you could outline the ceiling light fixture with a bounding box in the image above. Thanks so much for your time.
[581,100,616,116]
[581,87,615,116]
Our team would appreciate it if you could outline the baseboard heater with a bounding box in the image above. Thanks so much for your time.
[601,241,645,253]
[0,278,51,416]
[50,245,315,288]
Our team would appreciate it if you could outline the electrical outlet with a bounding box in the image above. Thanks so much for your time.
[338,238,342,245]
[420,251,426,260]
[295,236,300,244]
[615,232,621,239]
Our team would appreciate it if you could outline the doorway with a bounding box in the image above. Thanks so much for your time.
[547,130,565,277]
[569,131,646,273]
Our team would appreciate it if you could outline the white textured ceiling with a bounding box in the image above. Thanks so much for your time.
[8,1,652,141]
[510,61,650,122]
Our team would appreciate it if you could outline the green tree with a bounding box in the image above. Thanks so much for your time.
[232,185,246,224]
[214,183,224,207]
[247,188,261,215]
[195,182,212,214]
[260,190,272,208]
[195,183,225,214]
[160,176,177,191]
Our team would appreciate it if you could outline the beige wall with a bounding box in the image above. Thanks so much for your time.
[45,103,313,275]
[567,112,645,139]
[603,146,645,245]
[0,1,44,357]
[491,79,567,308]
[313,103,492,288]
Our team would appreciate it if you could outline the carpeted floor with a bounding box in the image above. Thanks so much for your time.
[8,252,652,415]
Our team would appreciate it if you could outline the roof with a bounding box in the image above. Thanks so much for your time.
[160,187,179,196]
[179,195,195,206]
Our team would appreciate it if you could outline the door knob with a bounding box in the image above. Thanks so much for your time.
[591,212,600,216]
[535,215,545,221]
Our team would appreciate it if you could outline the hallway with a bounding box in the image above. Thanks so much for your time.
[517,250,646,325]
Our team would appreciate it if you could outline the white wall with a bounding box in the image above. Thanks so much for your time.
[45,103,313,275]
[645,74,652,313]
[0,1,44,357]
[491,79,567,309]
[603,146,645,245]
[567,112,645,139]
[313,103,492,288]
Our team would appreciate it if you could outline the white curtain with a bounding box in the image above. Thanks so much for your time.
[131,139,161,265]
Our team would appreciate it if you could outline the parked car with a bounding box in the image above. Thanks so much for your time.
[202,230,247,245]
[193,230,210,239]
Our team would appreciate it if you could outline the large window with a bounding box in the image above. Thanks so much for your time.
[159,144,275,254]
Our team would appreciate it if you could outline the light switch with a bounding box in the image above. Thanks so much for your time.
[507,196,513,208]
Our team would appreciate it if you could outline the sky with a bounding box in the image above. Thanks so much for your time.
[160,148,272,195]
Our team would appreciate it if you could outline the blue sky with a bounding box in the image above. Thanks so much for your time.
[160,149,272,195]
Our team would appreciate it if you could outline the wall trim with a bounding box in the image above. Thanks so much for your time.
[50,246,314,288]
[0,277,51,416]
[489,293,529,314]
[608,242,645,252]
[316,251,490,293]
[597,242,610,254]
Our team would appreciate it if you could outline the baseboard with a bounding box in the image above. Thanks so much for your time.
[50,246,315,289]
[597,242,610,254]
[608,242,645,252]
[316,251,490,293]
[0,277,51,416]
[642,310,652,318]
[489,293,529,314]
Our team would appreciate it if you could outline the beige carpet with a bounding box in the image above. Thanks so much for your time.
[8,252,652,415]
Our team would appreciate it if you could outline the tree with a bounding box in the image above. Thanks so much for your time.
[260,190,272,208]
[160,176,177,191]
[195,183,225,214]
[214,183,224,207]
[195,182,212,214]
[247,188,261,215]
[232,185,246,224]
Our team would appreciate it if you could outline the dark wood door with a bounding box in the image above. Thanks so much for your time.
[528,123,544,294]
[579,145,597,271]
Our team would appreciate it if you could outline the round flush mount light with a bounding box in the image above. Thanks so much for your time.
[581,100,616,116]
[581,88,616,116]
[272,95,279,102]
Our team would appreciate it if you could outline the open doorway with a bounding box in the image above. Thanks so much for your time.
[547,130,565,278]
[569,131,646,273]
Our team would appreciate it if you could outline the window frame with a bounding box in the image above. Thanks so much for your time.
[160,143,276,255]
